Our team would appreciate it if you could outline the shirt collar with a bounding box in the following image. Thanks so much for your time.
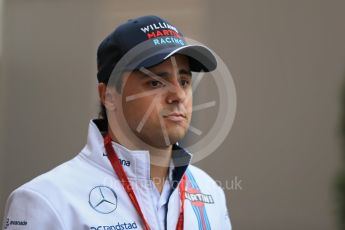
[81,119,192,187]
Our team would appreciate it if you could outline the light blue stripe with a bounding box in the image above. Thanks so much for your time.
[202,205,211,230]
[185,169,211,230]
[186,170,204,229]
[186,170,199,189]
[192,205,203,230]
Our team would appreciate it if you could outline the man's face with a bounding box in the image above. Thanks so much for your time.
[120,54,192,148]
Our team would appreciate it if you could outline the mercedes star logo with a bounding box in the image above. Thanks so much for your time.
[89,186,118,214]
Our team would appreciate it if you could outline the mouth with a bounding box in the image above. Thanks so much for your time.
[163,112,186,122]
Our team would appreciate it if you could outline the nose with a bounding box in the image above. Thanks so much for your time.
[165,79,187,104]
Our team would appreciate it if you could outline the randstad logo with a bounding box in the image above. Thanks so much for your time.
[90,221,137,230]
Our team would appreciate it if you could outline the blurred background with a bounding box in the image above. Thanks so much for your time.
[1,0,344,229]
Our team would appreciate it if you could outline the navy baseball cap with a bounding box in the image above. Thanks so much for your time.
[97,15,217,83]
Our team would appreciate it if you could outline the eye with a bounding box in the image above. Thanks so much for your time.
[148,80,164,88]
[180,78,191,88]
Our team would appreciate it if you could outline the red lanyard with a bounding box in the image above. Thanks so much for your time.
[104,134,186,230]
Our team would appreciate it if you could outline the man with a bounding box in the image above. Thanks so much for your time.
[2,15,232,230]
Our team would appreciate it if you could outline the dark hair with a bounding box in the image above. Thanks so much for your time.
[99,103,108,124]
[98,74,124,124]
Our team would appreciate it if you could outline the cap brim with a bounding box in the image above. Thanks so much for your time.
[164,45,217,72]
[128,44,217,72]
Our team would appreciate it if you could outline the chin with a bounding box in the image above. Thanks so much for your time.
[132,121,189,147]
[166,130,187,144]
[141,130,187,148]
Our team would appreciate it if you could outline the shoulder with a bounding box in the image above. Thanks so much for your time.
[18,157,79,193]
[186,164,219,186]
[6,155,86,210]
[4,183,66,229]
[186,164,230,201]
[3,156,84,229]
[185,164,225,198]
[186,165,232,229]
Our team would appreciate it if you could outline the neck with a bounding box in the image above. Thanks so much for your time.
[149,146,172,193]
[108,129,172,193]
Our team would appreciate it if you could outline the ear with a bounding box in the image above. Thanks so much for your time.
[98,83,118,112]
[98,83,107,105]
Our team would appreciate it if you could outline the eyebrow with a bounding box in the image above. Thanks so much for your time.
[139,68,192,79]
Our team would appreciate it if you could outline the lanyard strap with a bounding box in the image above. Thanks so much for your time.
[176,173,186,230]
[104,134,186,230]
